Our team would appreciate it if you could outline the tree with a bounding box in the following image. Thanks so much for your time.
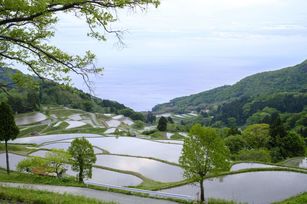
[17,149,71,177]
[269,112,287,148]
[157,116,167,131]
[224,135,247,154]
[0,102,19,174]
[17,156,49,175]
[167,116,174,124]
[236,149,271,163]
[281,132,305,158]
[146,111,156,124]
[45,149,71,178]
[68,137,96,183]
[132,120,145,129]
[242,124,270,149]
[179,124,230,203]
[0,0,159,90]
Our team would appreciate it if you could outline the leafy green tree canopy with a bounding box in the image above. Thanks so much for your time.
[242,124,270,149]
[17,149,71,177]
[17,156,49,175]
[157,116,167,131]
[45,148,71,178]
[0,102,19,174]
[0,0,159,89]
[68,137,96,183]
[179,124,230,202]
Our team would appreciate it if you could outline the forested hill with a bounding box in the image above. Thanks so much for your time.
[0,68,144,121]
[153,60,307,114]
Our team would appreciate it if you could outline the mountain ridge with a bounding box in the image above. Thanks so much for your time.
[153,60,307,114]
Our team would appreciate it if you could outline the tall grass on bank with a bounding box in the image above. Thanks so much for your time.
[0,186,115,204]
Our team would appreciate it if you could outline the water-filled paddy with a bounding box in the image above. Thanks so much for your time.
[95,155,184,182]
[32,145,102,154]
[0,153,141,186]
[62,137,182,163]
[299,158,307,168]
[231,163,276,171]
[65,167,142,186]
[161,171,307,204]
[12,134,101,145]
[0,153,26,171]
[15,112,47,126]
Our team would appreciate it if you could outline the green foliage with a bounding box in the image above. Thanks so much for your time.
[118,108,145,121]
[0,69,137,114]
[19,124,48,137]
[170,133,185,140]
[179,124,230,202]
[45,149,71,178]
[236,149,272,163]
[274,192,307,204]
[145,111,156,124]
[0,186,113,204]
[268,112,306,161]
[0,102,19,142]
[132,120,145,129]
[167,117,174,123]
[0,168,81,187]
[242,124,270,149]
[157,116,168,131]
[17,156,49,175]
[0,102,19,173]
[224,135,247,154]
[17,149,70,178]
[153,60,307,128]
[281,132,305,158]
[68,137,96,183]
[0,0,159,86]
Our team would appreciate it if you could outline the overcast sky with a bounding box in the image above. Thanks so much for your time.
[49,0,307,111]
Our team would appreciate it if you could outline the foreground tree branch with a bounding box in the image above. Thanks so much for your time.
[0,0,160,90]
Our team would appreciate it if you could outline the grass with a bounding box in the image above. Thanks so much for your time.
[274,192,307,204]
[0,144,36,155]
[170,133,185,140]
[44,126,106,135]
[48,108,85,118]
[0,186,114,204]
[0,169,191,204]
[42,121,70,134]
[150,131,167,140]
[0,169,83,187]
[18,124,49,137]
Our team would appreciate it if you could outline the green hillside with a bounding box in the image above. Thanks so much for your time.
[153,60,307,114]
[0,68,144,121]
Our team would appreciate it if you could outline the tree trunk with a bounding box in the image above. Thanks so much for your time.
[200,179,205,203]
[5,140,10,174]
[79,165,83,183]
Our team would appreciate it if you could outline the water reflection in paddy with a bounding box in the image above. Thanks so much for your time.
[0,153,141,187]
[65,167,142,186]
[231,163,276,171]
[96,155,184,182]
[63,137,182,163]
[12,134,101,145]
[15,112,47,126]
[0,153,26,170]
[162,171,307,204]
[38,143,102,154]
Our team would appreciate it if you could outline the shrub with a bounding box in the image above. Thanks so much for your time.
[236,149,271,162]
